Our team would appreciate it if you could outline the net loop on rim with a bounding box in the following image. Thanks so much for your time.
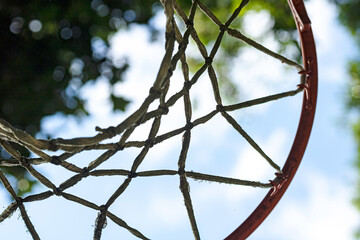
[0,0,317,239]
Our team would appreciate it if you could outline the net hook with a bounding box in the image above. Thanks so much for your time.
[297,57,314,110]
[269,172,289,197]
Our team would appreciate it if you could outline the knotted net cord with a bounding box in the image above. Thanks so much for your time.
[0,0,306,239]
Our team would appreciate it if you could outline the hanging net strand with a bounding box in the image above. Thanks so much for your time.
[0,0,315,239]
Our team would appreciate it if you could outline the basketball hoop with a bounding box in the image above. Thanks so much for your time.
[0,0,317,239]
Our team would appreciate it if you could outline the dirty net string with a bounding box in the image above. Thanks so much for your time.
[0,0,305,239]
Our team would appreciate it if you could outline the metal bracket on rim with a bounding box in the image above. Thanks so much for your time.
[269,172,289,197]
[298,57,315,110]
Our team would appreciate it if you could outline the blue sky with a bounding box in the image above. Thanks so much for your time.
[1,0,359,239]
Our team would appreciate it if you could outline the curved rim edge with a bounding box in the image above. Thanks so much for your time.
[225,0,318,239]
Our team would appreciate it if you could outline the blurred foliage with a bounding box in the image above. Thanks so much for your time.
[332,0,360,238]
[333,0,360,43]
[0,0,158,135]
[178,0,300,102]
[0,0,300,198]
[0,0,157,198]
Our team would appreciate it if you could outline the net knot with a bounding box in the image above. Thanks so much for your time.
[185,19,194,28]
[145,139,154,148]
[115,142,125,151]
[97,126,117,137]
[48,139,60,151]
[185,122,194,130]
[128,171,137,179]
[216,104,225,113]
[19,156,30,168]
[149,87,161,98]
[53,187,62,196]
[219,24,227,32]
[15,197,23,205]
[81,167,90,178]
[184,81,192,90]
[205,57,213,65]
[159,105,169,115]
[167,68,174,78]
[106,126,117,138]
[99,205,108,213]
[178,168,185,176]
[178,42,187,51]
[50,155,62,165]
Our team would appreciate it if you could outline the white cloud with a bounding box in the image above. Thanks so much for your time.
[243,10,274,39]
[109,25,164,109]
[255,170,359,240]
[210,128,288,203]
[307,0,337,52]
[80,78,113,115]
[232,128,288,180]
[147,194,187,228]
[306,0,356,83]
[182,128,288,207]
